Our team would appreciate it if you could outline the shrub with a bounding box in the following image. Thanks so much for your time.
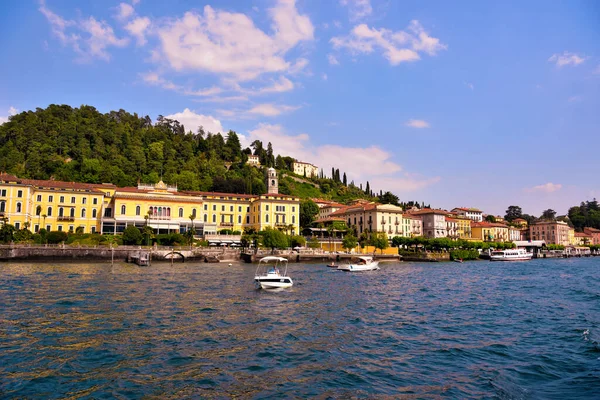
[122,226,143,245]
[450,249,480,261]
[47,230,68,244]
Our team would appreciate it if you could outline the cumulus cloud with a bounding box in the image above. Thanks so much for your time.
[331,20,446,65]
[0,106,19,125]
[525,183,562,193]
[164,108,224,134]
[244,123,438,193]
[154,0,314,81]
[39,1,128,62]
[405,119,430,128]
[125,16,151,46]
[340,0,372,22]
[248,103,300,117]
[548,52,586,67]
[115,3,135,21]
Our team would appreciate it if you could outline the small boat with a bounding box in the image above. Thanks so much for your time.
[254,256,293,289]
[490,248,533,261]
[454,258,463,263]
[337,256,380,272]
[327,261,338,268]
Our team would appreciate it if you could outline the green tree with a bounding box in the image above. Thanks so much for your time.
[342,234,358,252]
[299,199,319,228]
[46,230,68,244]
[378,191,400,206]
[485,215,497,223]
[261,227,288,252]
[371,232,389,254]
[504,205,523,222]
[122,225,143,245]
[541,209,556,221]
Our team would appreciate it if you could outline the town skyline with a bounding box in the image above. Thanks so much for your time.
[1,0,598,217]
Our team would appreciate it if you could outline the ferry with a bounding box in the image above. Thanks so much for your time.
[490,248,533,261]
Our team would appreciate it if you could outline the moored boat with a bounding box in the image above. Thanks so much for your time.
[337,256,380,272]
[254,256,293,289]
[490,248,533,261]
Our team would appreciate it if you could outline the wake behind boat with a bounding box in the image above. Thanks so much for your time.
[337,256,380,272]
[490,248,533,261]
[254,256,293,289]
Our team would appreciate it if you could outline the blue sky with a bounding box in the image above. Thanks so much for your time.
[0,0,599,216]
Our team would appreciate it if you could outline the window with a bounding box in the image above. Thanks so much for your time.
[60,196,64,203]
[104,208,112,218]
[0,202,4,212]
[246,216,250,224]
[292,216,295,224]
[69,226,74,233]
[92,209,97,218]
[93,198,98,205]
[49,195,53,202]
[0,189,6,196]
[82,198,87,204]
[266,205,269,211]
[136,206,141,216]
[59,207,64,217]
[81,209,86,218]
[230,206,233,212]
[238,215,242,224]
[212,214,216,223]
[46,225,50,231]
[37,194,42,201]
[121,205,126,215]
[292,206,295,212]
[266,214,269,223]
[17,190,23,198]
[34,224,39,232]
[15,222,20,230]
[204,204,208,210]
[238,206,242,212]
[91,227,96,234]
[221,205,225,212]
[58,225,63,232]
[16,202,22,213]
[70,208,75,218]
[247,207,250,212]
[192,209,197,217]
[213,205,216,211]
[204,214,207,222]
[179,208,183,218]
[47,207,52,216]
[71,197,76,204]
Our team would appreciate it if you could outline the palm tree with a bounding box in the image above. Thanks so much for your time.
[42,214,47,230]
[36,205,42,230]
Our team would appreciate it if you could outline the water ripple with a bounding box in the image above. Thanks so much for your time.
[0,258,599,398]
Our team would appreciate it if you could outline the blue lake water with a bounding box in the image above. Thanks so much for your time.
[0,257,599,399]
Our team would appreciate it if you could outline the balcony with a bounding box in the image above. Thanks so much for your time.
[149,216,171,221]
[58,216,75,222]
[220,222,234,227]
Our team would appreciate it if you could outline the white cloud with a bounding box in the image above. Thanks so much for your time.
[340,0,372,22]
[116,3,135,21]
[39,1,128,62]
[548,52,586,67]
[331,20,446,65]
[525,183,562,193]
[125,17,150,46]
[464,81,474,90]
[245,123,438,193]
[140,71,224,97]
[322,73,328,80]
[333,20,342,29]
[328,54,340,65]
[248,103,300,117]
[154,0,314,81]
[243,76,294,95]
[0,106,18,125]
[132,0,141,4]
[405,119,430,128]
[164,108,224,134]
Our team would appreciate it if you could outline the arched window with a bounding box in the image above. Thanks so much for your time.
[47,207,53,216]
[59,207,64,217]
[121,205,126,215]
[204,214,207,222]
[92,209,97,218]
[179,208,183,218]
[81,209,86,218]
[266,214,269,223]
[136,206,140,216]
[158,207,162,217]
[292,215,295,224]
[148,206,153,215]
[70,208,75,218]
[16,202,22,213]
[0,202,5,212]
[212,214,216,223]
[167,207,171,217]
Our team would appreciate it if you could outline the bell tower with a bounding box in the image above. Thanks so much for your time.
[266,168,278,194]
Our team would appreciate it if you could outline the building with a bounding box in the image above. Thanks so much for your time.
[573,232,593,246]
[471,222,510,242]
[529,220,571,246]
[402,214,423,237]
[409,209,448,238]
[246,154,261,166]
[315,200,344,220]
[333,202,404,236]
[292,160,319,178]
[451,207,483,222]
[0,170,300,237]
[508,226,522,242]
[512,218,528,227]
[583,227,600,245]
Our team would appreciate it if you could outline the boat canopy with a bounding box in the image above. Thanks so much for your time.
[259,256,288,262]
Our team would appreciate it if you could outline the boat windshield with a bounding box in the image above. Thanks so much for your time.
[491,251,504,255]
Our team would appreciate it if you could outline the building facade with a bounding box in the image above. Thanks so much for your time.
[529,220,571,246]
[583,227,600,245]
[246,155,261,166]
[410,209,448,238]
[292,161,319,178]
[471,222,510,242]
[451,207,483,222]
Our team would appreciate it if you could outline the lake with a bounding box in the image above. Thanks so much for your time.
[1,257,599,399]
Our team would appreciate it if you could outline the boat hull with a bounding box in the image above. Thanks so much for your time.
[337,262,380,272]
[255,277,293,289]
[490,256,532,261]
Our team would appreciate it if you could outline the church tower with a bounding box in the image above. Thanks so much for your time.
[266,168,278,194]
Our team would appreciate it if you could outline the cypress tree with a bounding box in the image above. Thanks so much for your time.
[343,172,347,186]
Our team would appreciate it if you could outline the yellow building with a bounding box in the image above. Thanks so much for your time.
[445,214,472,240]
[1,170,300,237]
[471,222,509,242]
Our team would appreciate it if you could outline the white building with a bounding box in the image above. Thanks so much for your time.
[292,161,319,178]
[410,209,449,238]
[246,155,260,166]
[451,207,483,222]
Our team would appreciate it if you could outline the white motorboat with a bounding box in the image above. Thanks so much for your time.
[490,248,533,261]
[254,256,293,289]
[337,256,380,272]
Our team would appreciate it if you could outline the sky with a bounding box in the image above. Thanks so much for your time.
[0,0,599,217]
